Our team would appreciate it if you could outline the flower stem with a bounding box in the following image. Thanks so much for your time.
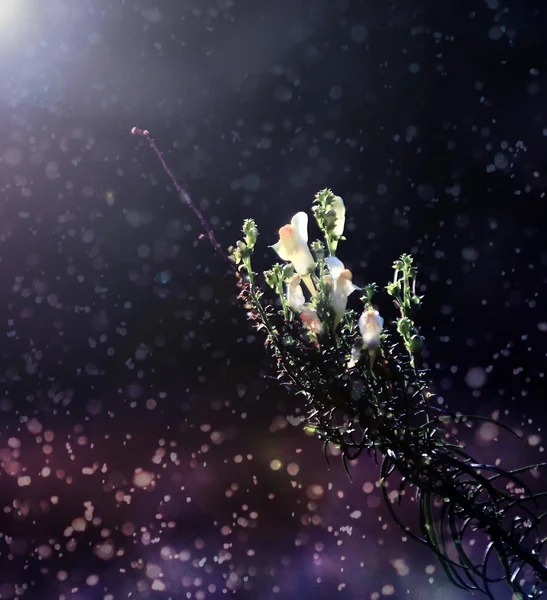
[131,127,234,271]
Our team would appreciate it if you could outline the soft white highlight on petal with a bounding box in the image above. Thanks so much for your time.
[359,308,384,347]
[271,228,295,262]
[286,274,305,312]
[290,244,314,275]
[330,271,355,325]
[325,256,345,281]
[291,212,309,243]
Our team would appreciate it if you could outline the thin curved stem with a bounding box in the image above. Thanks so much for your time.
[131,126,235,269]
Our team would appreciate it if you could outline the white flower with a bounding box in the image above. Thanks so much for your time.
[358,308,384,348]
[272,212,315,276]
[286,274,305,312]
[325,256,358,327]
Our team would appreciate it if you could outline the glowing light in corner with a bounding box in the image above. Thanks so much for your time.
[0,0,20,24]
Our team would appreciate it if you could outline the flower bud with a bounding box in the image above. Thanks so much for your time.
[243,219,258,248]
[311,240,325,261]
[282,264,295,281]
[397,317,413,337]
[408,334,424,353]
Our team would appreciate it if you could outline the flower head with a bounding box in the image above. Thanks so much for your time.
[358,308,384,348]
[272,212,316,295]
[271,212,315,275]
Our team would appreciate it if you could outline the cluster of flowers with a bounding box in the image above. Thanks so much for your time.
[229,189,547,600]
[230,189,388,368]
[131,124,547,598]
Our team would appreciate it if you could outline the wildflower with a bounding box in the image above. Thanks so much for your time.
[271,212,316,295]
[285,274,323,337]
[358,308,384,348]
[325,256,358,327]
[286,274,306,312]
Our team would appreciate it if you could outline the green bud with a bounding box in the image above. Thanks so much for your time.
[408,334,424,353]
[314,188,336,208]
[235,240,251,261]
[228,245,239,264]
[242,219,258,248]
[400,253,413,269]
[282,264,295,281]
[386,281,400,296]
[311,240,325,260]
[361,283,378,305]
[263,269,277,289]
[397,317,414,337]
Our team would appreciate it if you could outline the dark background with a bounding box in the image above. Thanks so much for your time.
[0,0,546,598]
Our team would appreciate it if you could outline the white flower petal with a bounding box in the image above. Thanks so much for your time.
[325,256,345,280]
[325,261,357,327]
[271,240,291,262]
[292,246,315,275]
[271,214,315,276]
[337,275,357,298]
[331,290,348,324]
[291,212,309,243]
